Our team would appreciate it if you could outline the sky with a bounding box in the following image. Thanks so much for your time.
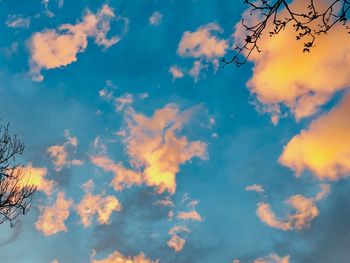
[0,0,349,262]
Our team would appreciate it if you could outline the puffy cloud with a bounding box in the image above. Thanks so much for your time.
[245,184,264,194]
[76,180,122,227]
[167,225,190,252]
[6,15,30,28]
[177,199,202,221]
[47,131,83,171]
[91,250,158,263]
[122,103,208,194]
[149,11,163,26]
[90,155,143,191]
[234,0,350,120]
[279,93,350,180]
[178,23,228,59]
[35,191,73,236]
[169,65,184,80]
[29,4,128,81]
[177,23,228,82]
[253,254,290,263]
[18,163,55,196]
[256,185,330,231]
[234,254,290,263]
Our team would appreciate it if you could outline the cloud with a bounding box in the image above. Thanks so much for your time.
[122,103,208,194]
[18,163,55,196]
[177,23,228,82]
[47,130,83,171]
[6,15,30,28]
[177,200,202,221]
[256,185,330,231]
[178,23,228,59]
[167,225,190,252]
[91,250,158,263]
[169,66,184,80]
[233,0,350,121]
[29,4,128,81]
[149,11,163,26]
[90,155,143,191]
[279,93,350,180]
[234,254,290,263]
[35,191,73,236]
[76,180,122,227]
[245,184,264,194]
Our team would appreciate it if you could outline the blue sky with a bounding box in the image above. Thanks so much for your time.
[0,0,350,262]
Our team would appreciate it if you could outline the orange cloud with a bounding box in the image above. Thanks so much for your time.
[279,93,350,180]
[167,225,190,252]
[234,254,290,263]
[91,250,158,263]
[256,185,330,231]
[178,23,228,59]
[234,0,350,121]
[18,163,55,196]
[47,131,83,171]
[169,65,184,80]
[123,104,208,194]
[90,155,143,191]
[35,191,73,236]
[177,199,202,221]
[76,180,122,227]
[29,5,128,81]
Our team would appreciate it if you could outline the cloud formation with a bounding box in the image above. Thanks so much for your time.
[245,184,264,194]
[122,104,208,194]
[279,93,350,180]
[167,225,190,252]
[29,4,128,81]
[234,254,290,263]
[234,0,350,121]
[47,130,83,171]
[149,11,163,26]
[169,65,184,80]
[18,163,55,196]
[256,185,330,231]
[6,15,30,28]
[177,23,228,81]
[35,191,73,236]
[76,180,122,227]
[91,250,158,263]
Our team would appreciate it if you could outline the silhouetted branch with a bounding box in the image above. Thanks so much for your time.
[223,0,350,66]
[0,124,36,227]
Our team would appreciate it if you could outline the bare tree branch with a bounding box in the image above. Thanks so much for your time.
[0,124,36,227]
[223,0,350,66]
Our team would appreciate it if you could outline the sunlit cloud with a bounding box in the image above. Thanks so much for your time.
[167,225,190,252]
[90,155,143,191]
[256,185,330,231]
[149,11,163,26]
[169,65,184,81]
[35,191,73,236]
[18,163,55,196]
[76,180,122,227]
[91,250,158,263]
[47,130,83,171]
[122,103,208,194]
[177,199,202,221]
[280,93,350,180]
[29,4,128,81]
[6,15,30,29]
[234,253,290,263]
[245,184,264,194]
[234,0,350,121]
[177,23,228,81]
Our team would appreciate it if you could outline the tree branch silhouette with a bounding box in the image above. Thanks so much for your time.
[0,124,36,227]
[223,0,350,66]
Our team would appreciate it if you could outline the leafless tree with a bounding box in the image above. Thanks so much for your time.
[0,124,36,227]
[223,0,350,65]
